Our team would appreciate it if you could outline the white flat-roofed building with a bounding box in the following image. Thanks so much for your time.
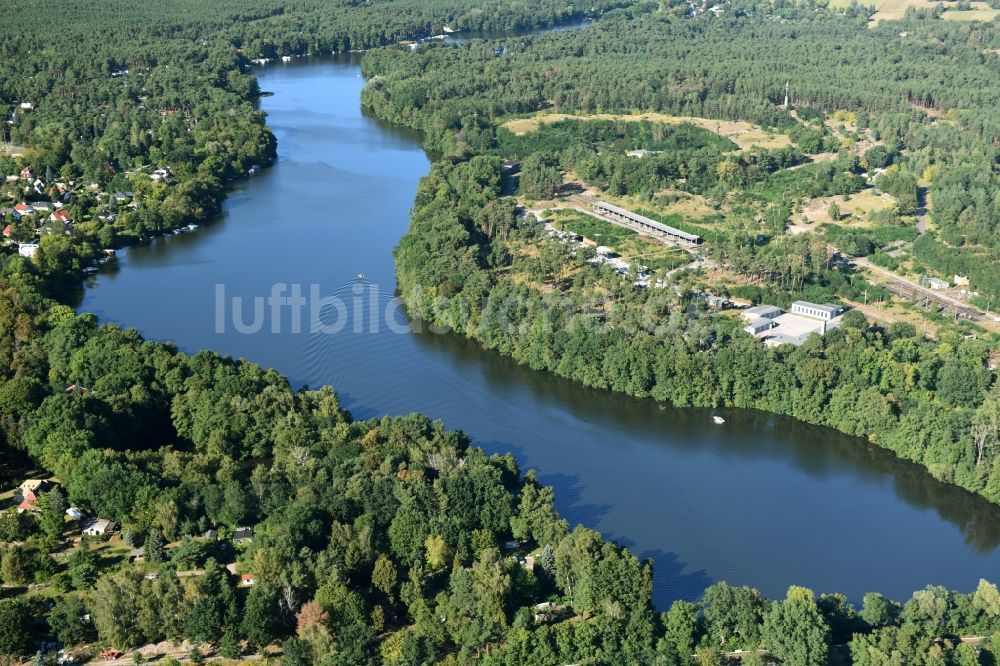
[762,312,843,347]
[744,317,774,335]
[741,305,782,321]
[921,276,949,291]
[743,304,849,347]
[791,301,844,321]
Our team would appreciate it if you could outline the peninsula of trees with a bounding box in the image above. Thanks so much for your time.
[360,1,1000,505]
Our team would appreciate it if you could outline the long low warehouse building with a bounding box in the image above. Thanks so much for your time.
[592,201,702,246]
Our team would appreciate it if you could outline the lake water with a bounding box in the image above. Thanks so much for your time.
[78,53,1000,608]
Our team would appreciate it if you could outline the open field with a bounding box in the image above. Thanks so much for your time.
[653,189,720,219]
[867,0,997,22]
[942,2,1000,20]
[825,0,886,7]
[502,113,792,150]
[869,0,934,22]
[799,190,896,226]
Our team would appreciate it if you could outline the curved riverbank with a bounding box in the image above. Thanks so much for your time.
[79,53,1000,608]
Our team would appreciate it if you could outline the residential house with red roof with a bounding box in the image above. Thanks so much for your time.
[15,479,54,513]
[50,209,72,224]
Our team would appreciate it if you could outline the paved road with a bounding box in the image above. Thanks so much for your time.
[916,186,929,235]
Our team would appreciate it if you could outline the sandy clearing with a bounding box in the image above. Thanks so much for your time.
[502,113,792,150]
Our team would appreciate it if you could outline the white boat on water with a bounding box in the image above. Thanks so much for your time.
[713,416,725,424]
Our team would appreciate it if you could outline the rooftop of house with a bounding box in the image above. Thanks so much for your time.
[18,479,53,495]
[82,518,117,533]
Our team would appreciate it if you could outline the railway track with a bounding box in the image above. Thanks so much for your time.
[882,279,984,321]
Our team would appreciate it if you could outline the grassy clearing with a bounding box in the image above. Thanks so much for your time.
[742,163,824,204]
[496,116,736,157]
[502,112,792,150]
[869,0,934,22]
[604,190,724,226]
[800,190,896,225]
[825,0,888,7]
[869,0,998,22]
[942,2,1000,20]
[545,209,693,271]
[652,189,720,219]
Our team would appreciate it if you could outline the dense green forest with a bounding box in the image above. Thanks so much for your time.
[0,303,998,665]
[2,0,1000,664]
[360,0,1000,294]
[359,1,1000,506]
[0,0,632,302]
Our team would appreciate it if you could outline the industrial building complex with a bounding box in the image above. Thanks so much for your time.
[741,301,847,346]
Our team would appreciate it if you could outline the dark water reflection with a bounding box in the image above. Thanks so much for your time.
[79,54,1000,607]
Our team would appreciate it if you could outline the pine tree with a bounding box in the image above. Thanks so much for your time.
[38,488,67,538]
[144,529,166,563]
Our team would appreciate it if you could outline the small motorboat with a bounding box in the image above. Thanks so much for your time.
[356,273,366,280]
[713,415,725,425]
